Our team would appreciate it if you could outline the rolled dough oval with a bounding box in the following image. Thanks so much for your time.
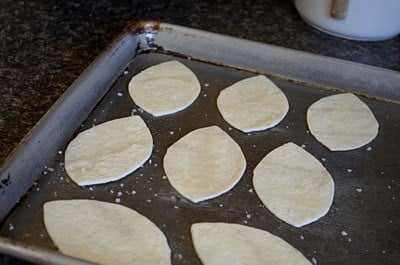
[191,222,311,265]
[128,60,201,116]
[163,126,246,202]
[217,75,289,132]
[307,93,379,151]
[65,116,153,186]
[253,142,334,227]
[44,200,171,265]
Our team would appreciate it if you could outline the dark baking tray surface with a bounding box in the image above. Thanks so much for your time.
[0,22,399,265]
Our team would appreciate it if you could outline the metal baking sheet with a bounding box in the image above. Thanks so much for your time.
[1,21,399,265]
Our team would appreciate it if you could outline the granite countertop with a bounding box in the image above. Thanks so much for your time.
[1,0,399,164]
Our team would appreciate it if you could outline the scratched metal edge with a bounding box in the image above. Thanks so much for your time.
[155,23,400,104]
[0,22,146,221]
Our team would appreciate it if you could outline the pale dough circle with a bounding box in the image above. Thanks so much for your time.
[65,116,153,186]
[217,75,289,132]
[253,142,334,227]
[128,60,201,116]
[163,126,246,202]
[44,200,171,265]
[307,93,379,151]
[191,222,311,265]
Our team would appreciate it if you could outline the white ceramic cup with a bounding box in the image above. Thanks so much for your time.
[294,0,400,41]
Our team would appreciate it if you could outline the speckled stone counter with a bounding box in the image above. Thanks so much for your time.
[1,0,399,164]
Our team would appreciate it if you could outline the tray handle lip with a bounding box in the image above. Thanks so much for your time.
[148,21,400,104]
[118,19,400,82]
[0,21,160,170]
[0,20,137,220]
[0,236,98,265]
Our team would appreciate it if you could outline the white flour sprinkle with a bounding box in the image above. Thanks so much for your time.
[120,183,124,187]
[382,250,386,254]
[321,158,326,162]
[301,144,306,148]
[8,224,14,231]
[89,187,94,191]
[366,146,372,151]
[203,93,207,97]
[47,167,54,172]
[115,198,121,203]
[311,257,317,264]
[246,214,251,219]
[341,231,348,236]
[347,169,352,173]
[174,206,179,209]
[110,190,114,194]
[146,199,152,203]
[169,131,174,135]
[117,92,123,97]
[132,190,136,195]
[204,83,209,87]
[219,203,223,207]
[388,185,392,189]
[117,191,123,197]
[356,188,362,193]
[248,188,253,193]
[123,70,129,75]
[300,235,304,240]
[58,150,63,155]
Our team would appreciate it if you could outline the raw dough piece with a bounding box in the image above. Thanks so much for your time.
[253,142,334,227]
[191,222,311,265]
[217,75,289,132]
[128,60,201,116]
[163,126,246,202]
[44,200,171,265]
[307,93,379,151]
[65,116,152,186]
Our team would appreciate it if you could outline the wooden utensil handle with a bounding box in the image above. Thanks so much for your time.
[331,0,349,19]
